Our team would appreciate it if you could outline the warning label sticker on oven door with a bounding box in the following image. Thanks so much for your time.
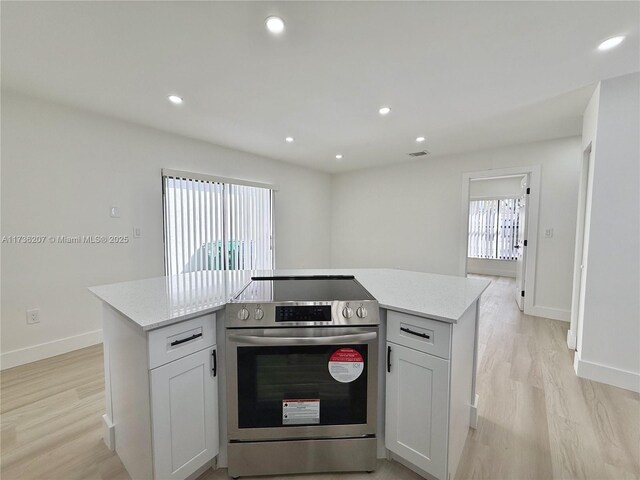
[328,348,364,383]
[282,399,320,425]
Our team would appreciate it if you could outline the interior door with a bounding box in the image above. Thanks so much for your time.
[515,176,529,310]
[575,148,594,352]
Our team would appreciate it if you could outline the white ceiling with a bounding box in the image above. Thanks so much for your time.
[2,1,638,173]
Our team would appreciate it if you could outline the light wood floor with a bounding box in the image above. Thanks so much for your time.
[1,276,638,480]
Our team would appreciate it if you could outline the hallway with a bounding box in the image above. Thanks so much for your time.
[456,275,640,479]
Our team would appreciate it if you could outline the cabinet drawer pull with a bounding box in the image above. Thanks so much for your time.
[387,346,392,373]
[400,327,430,340]
[170,333,202,347]
[211,349,217,377]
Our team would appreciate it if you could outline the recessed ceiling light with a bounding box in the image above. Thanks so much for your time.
[265,16,285,34]
[168,95,183,104]
[285,137,294,143]
[598,36,625,51]
[378,106,391,115]
[335,154,343,160]
[416,136,425,143]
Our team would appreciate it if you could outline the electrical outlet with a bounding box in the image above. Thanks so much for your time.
[545,228,554,238]
[133,227,142,238]
[26,308,40,325]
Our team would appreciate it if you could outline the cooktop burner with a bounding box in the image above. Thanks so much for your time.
[232,275,376,303]
[226,275,379,328]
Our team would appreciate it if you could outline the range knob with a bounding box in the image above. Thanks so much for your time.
[237,307,250,321]
[356,305,368,318]
[342,305,354,319]
[254,307,264,321]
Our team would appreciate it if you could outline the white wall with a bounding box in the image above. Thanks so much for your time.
[331,137,582,318]
[468,176,524,199]
[467,258,516,278]
[574,73,640,392]
[0,92,332,367]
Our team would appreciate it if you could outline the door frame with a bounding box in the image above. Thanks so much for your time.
[567,144,593,350]
[515,175,530,311]
[459,165,542,315]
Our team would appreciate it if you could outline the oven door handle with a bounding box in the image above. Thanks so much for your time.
[227,331,377,346]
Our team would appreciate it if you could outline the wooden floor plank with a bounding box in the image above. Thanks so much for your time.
[580,380,640,475]
[546,412,608,480]
[509,332,544,389]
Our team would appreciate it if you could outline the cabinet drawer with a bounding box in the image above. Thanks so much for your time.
[148,314,216,369]
[387,311,451,360]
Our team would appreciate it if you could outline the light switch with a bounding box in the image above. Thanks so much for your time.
[133,227,142,238]
[544,228,553,238]
[110,206,121,218]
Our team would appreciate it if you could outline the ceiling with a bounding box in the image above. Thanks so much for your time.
[2,1,638,173]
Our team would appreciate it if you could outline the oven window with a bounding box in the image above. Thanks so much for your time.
[237,344,368,428]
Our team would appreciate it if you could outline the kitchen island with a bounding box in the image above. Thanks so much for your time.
[90,268,489,480]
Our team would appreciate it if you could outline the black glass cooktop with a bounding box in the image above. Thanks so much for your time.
[233,275,375,303]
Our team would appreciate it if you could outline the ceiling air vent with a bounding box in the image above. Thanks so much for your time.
[407,150,430,157]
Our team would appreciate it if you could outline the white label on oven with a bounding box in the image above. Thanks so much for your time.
[282,399,320,425]
[328,348,364,383]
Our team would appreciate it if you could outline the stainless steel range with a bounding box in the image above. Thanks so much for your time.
[225,275,379,478]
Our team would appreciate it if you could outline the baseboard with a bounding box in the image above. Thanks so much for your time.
[102,414,115,451]
[389,453,438,480]
[185,458,215,480]
[566,329,577,350]
[574,351,640,393]
[526,305,571,322]
[469,393,479,429]
[0,329,103,370]
[466,267,516,278]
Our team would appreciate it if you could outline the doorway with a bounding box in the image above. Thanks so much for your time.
[460,166,541,315]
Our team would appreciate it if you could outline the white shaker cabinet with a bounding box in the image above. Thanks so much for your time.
[384,306,478,480]
[385,342,450,480]
[150,346,219,480]
[101,308,219,480]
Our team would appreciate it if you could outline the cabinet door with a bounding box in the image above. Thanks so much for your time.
[385,342,449,480]
[150,346,219,480]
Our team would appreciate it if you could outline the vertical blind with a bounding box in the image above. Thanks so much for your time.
[163,173,273,276]
[468,198,521,260]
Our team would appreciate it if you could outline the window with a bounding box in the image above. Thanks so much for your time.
[468,198,521,260]
[162,170,273,275]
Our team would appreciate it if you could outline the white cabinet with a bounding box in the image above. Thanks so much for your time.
[100,309,219,480]
[385,307,478,480]
[385,342,449,480]
[151,346,219,480]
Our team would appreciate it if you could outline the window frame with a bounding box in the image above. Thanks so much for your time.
[467,195,521,261]
[161,169,276,274]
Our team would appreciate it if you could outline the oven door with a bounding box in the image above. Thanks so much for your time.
[226,326,378,441]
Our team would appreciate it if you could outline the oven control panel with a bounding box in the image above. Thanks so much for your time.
[226,301,379,328]
[276,305,331,323]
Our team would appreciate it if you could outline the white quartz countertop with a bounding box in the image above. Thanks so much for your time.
[89,268,489,331]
